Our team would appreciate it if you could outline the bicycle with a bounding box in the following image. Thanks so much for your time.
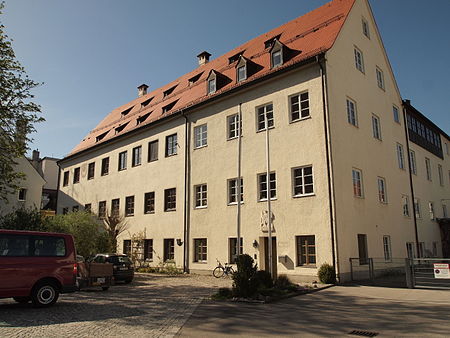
[213,259,235,278]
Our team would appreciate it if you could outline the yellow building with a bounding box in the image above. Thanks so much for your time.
[57,0,449,282]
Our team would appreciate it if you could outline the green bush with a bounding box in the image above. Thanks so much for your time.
[275,274,292,289]
[318,263,336,284]
[232,254,258,298]
[253,270,273,289]
[0,207,49,231]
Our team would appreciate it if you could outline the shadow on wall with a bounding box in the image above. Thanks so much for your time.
[57,190,86,214]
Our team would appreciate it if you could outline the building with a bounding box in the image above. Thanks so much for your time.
[30,150,60,212]
[0,156,46,216]
[57,0,449,282]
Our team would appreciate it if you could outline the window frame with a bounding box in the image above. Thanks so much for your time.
[376,66,385,90]
[165,134,178,157]
[101,157,109,176]
[425,157,432,181]
[132,146,142,167]
[194,184,208,209]
[289,91,310,123]
[118,151,127,171]
[87,162,95,180]
[256,103,274,132]
[229,237,243,264]
[377,177,387,204]
[372,114,382,140]
[354,46,365,73]
[63,171,69,186]
[228,178,244,205]
[111,198,120,217]
[383,235,392,262]
[258,172,277,201]
[98,201,106,219]
[346,98,358,127]
[271,48,283,68]
[362,17,370,38]
[409,150,417,175]
[292,165,314,197]
[438,164,444,186]
[144,239,153,261]
[194,124,208,149]
[164,188,176,212]
[18,188,27,201]
[396,143,405,170]
[163,238,175,262]
[352,168,364,198]
[227,113,241,140]
[148,140,159,162]
[125,195,135,217]
[193,238,207,263]
[73,167,80,184]
[414,198,421,219]
[296,235,316,266]
[144,192,155,214]
[393,105,400,124]
[402,195,410,217]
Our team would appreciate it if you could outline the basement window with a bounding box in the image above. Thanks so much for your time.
[163,85,177,98]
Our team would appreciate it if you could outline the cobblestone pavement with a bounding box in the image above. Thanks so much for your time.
[0,273,232,338]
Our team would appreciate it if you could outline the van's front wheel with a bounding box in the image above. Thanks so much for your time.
[31,282,59,307]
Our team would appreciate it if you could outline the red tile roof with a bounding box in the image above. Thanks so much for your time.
[69,0,355,156]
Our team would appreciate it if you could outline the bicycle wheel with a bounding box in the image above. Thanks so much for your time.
[228,266,235,275]
[213,266,225,278]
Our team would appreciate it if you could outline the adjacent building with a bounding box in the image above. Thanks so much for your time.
[57,0,449,282]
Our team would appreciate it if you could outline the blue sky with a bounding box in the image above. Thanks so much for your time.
[2,0,449,158]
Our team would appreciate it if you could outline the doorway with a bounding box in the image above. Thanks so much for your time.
[261,237,277,276]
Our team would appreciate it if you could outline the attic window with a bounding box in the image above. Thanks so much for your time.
[264,34,282,49]
[96,131,109,143]
[270,40,284,68]
[141,97,154,108]
[137,112,151,125]
[163,85,177,98]
[188,72,203,85]
[121,107,133,117]
[228,51,244,64]
[115,122,129,135]
[236,56,247,82]
[162,100,178,113]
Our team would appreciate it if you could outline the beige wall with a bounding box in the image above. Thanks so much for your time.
[0,157,45,215]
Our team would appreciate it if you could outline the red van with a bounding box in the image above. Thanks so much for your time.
[0,229,78,307]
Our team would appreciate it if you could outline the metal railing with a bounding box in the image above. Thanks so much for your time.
[350,257,406,282]
[406,258,450,289]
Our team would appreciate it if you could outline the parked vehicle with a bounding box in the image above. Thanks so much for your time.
[76,255,113,291]
[90,253,134,283]
[0,229,78,307]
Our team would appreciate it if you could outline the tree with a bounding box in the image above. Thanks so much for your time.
[0,207,48,231]
[102,212,129,252]
[0,2,44,201]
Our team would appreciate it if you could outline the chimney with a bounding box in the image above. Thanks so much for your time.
[32,149,40,162]
[197,51,211,66]
[137,84,149,97]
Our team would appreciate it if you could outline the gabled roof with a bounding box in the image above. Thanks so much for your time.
[69,0,355,157]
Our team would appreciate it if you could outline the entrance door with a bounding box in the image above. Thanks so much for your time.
[357,234,368,265]
[263,237,277,276]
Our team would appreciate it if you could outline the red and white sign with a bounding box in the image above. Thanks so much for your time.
[433,263,450,279]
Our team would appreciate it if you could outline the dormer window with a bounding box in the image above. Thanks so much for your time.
[264,34,282,49]
[236,56,248,82]
[188,72,203,86]
[270,39,284,68]
[163,85,177,98]
[96,130,109,143]
[141,97,153,108]
[208,78,216,94]
[162,100,178,114]
[115,122,129,135]
[137,112,151,125]
[206,70,230,95]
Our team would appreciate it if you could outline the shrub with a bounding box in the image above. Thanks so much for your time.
[275,274,292,289]
[232,254,258,298]
[0,207,49,231]
[318,263,336,284]
[253,270,273,289]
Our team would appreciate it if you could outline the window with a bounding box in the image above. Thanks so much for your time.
[227,114,241,140]
[418,242,425,258]
[442,204,448,218]
[87,162,95,180]
[144,239,153,261]
[414,198,421,218]
[383,236,392,261]
[429,202,435,220]
[101,157,109,176]
[293,166,314,197]
[194,238,207,263]
[352,169,363,197]
[125,196,134,216]
[358,234,369,265]
[194,124,207,148]
[228,178,243,204]
[188,73,202,86]
[229,238,243,264]
[144,192,155,214]
[372,114,382,140]
[446,142,449,156]
[123,240,131,256]
[406,242,415,259]
[163,239,174,261]
[377,177,387,203]
[237,65,246,82]
[72,206,79,212]
[354,47,364,72]
[438,164,444,186]
[208,78,216,94]
[346,98,358,126]
[432,242,438,257]
[120,107,132,118]
[132,146,142,167]
[73,167,80,183]
[62,207,69,215]
[258,172,276,200]
[137,113,151,126]
[0,235,66,257]
[256,103,274,131]
[63,171,69,186]
[362,17,370,38]
[148,140,158,162]
[296,235,316,266]
[165,134,177,157]
[425,158,432,181]
[409,150,417,175]
[84,203,92,212]
[376,67,385,90]
[195,184,207,208]
[402,195,410,217]
[396,143,405,169]
[111,198,120,217]
[163,85,177,98]
[18,188,27,201]
[141,97,153,108]
[290,92,310,122]
[164,188,176,211]
[271,49,282,68]
[0,235,29,257]
[162,100,178,113]
[98,201,106,218]
[393,106,400,123]
[118,151,127,171]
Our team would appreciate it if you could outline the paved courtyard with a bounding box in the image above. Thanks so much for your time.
[0,273,231,338]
